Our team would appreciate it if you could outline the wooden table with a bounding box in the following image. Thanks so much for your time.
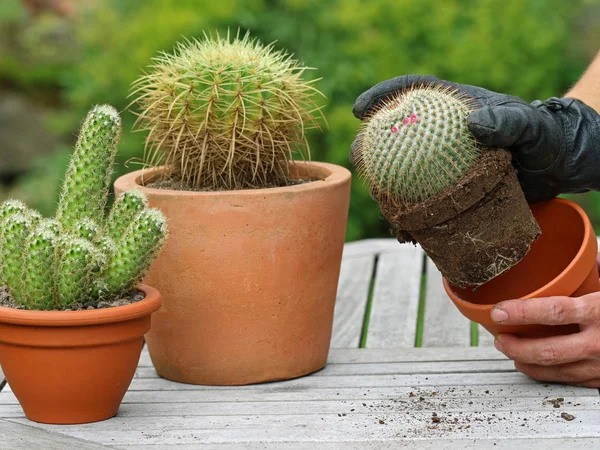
[1,239,599,449]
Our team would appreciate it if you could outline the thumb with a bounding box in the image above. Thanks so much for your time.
[467,104,540,148]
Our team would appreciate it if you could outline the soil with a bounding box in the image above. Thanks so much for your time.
[0,286,145,311]
[147,176,316,192]
[377,149,541,288]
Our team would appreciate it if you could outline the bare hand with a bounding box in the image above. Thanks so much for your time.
[491,256,600,387]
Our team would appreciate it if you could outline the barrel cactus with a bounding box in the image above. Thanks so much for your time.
[130,32,324,190]
[353,86,481,204]
[0,105,167,311]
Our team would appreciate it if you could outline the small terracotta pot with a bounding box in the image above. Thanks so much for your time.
[114,161,351,385]
[444,198,600,338]
[0,285,161,424]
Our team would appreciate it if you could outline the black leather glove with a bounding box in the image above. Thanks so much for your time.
[351,75,600,203]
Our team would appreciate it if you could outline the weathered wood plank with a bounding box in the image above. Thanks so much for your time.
[366,247,423,348]
[422,258,471,347]
[2,380,593,407]
[479,324,496,346]
[114,439,600,450]
[24,372,574,392]
[139,346,508,367]
[135,360,516,379]
[0,419,115,449]
[14,409,600,444]
[326,346,506,363]
[9,395,590,419]
[342,239,403,258]
[330,254,375,348]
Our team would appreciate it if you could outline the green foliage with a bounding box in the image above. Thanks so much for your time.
[355,86,480,203]
[0,106,168,311]
[131,32,323,190]
[3,0,596,240]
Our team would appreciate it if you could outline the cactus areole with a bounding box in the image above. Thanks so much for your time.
[354,86,541,288]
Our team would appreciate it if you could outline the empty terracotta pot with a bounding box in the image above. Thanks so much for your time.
[444,198,600,338]
[0,285,161,424]
[114,161,351,385]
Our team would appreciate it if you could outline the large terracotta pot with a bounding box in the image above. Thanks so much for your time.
[0,284,161,424]
[114,161,351,385]
[444,199,600,338]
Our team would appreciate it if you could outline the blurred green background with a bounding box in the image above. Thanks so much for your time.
[2,0,600,240]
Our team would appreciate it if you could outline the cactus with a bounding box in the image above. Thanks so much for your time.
[20,226,58,309]
[106,190,148,242]
[56,105,121,231]
[130,31,324,190]
[0,105,168,311]
[0,213,34,297]
[102,209,167,294]
[354,86,481,204]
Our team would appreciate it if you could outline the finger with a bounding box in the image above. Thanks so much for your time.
[352,75,441,119]
[596,252,600,270]
[468,104,540,147]
[580,378,600,388]
[468,104,563,171]
[514,360,600,384]
[490,296,596,326]
[495,331,593,366]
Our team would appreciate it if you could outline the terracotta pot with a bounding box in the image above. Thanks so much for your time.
[444,198,600,338]
[114,161,351,385]
[0,285,161,424]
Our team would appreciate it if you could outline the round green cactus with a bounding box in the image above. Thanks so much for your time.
[56,104,121,231]
[354,86,481,204]
[130,32,324,190]
[102,208,167,295]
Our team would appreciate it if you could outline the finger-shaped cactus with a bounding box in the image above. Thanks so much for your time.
[56,105,121,231]
[102,209,167,295]
[354,85,481,204]
[20,226,58,309]
[0,214,33,296]
[56,238,104,308]
[106,190,148,242]
[1,105,167,311]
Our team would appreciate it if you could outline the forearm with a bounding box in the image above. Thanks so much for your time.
[565,51,600,113]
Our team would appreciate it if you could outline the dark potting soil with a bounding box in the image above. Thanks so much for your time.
[147,177,315,192]
[378,150,541,287]
[0,286,145,311]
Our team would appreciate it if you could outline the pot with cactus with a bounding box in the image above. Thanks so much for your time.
[115,32,351,386]
[0,105,167,424]
[353,85,541,288]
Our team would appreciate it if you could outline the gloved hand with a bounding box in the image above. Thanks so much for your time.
[351,75,600,203]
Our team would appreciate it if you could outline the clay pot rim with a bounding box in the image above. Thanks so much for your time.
[443,198,596,313]
[115,161,351,197]
[0,284,161,327]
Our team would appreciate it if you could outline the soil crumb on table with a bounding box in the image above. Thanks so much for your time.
[0,286,145,311]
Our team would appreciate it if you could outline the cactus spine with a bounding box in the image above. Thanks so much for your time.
[0,105,167,311]
[354,86,481,204]
[131,31,324,190]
